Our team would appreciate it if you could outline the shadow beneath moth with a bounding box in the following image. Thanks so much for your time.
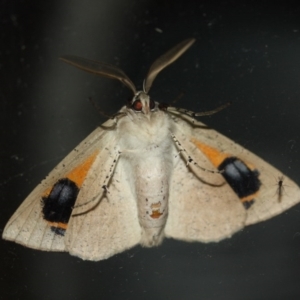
[3,38,300,261]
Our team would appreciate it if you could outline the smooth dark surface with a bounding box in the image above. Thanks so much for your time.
[1,1,300,299]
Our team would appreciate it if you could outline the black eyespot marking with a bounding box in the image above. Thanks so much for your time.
[42,178,79,235]
[218,157,261,199]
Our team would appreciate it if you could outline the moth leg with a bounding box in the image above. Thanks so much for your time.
[167,102,231,125]
[171,133,221,174]
[100,113,127,130]
[72,147,122,215]
[88,97,127,129]
[170,133,225,188]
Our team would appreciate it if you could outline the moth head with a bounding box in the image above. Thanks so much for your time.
[130,91,156,115]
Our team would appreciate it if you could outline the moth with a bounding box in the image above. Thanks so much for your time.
[3,38,300,261]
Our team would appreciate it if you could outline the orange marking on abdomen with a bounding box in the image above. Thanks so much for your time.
[150,202,163,219]
[150,209,163,219]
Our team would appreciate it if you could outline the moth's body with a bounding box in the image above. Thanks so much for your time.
[3,38,300,261]
[116,92,175,246]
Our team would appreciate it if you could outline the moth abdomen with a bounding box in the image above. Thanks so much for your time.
[133,155,171,247]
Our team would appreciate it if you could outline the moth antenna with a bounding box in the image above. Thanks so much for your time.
[144,38,195,93]
[60,55,137,94]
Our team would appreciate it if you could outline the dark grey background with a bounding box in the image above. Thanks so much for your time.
[1,1,300,299]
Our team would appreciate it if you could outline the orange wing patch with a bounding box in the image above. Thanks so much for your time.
[66,150,99,187]
[190,137,228,168]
